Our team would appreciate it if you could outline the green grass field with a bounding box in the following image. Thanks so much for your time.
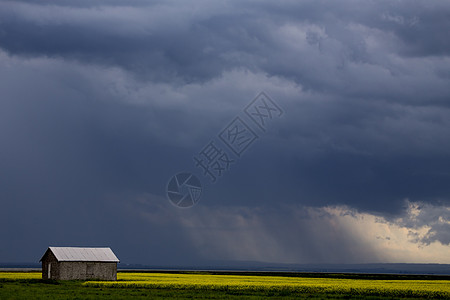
[1,271,449,299]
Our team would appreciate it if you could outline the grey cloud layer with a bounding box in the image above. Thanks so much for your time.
[392,202,450,245]
[2,1,450,84]
[1,0,449,264]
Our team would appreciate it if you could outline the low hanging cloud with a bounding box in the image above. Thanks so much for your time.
[134,195,450,264]
[391,201,450,246]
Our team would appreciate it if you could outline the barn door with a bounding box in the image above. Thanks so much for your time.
[86,263,94,277]
[48,263,51,279]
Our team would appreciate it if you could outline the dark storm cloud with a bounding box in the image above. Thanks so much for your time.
[0,52,197,262]
[0,0,247,82]
[1,0,449,264]
[2,1,449,84]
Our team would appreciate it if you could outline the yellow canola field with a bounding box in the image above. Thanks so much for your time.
[85,272,450,298]
[0,272,41,280]
[1,271,449,298]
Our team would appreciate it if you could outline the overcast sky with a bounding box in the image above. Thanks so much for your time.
[1,0,449,265]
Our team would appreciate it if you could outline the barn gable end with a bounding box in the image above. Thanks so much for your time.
[40,247,119,281]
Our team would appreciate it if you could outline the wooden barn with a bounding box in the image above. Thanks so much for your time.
[40,247,119,280]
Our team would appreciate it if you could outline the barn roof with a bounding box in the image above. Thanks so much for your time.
[40,247,119,262]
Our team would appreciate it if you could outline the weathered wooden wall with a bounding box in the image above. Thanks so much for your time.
[41,251,58,280]
[58,262,117,280]
[41,252,117,280]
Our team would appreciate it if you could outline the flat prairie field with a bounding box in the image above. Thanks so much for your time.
[1,271,450,299]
